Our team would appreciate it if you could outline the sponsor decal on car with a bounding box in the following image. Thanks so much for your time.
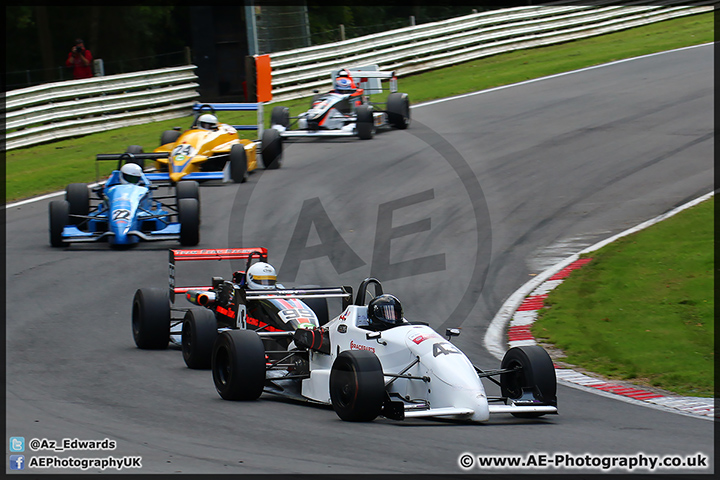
[349,340,375,353]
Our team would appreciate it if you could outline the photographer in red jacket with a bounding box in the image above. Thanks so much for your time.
[66,38,93,79]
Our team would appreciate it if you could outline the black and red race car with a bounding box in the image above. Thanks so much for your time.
[131,247,352,369]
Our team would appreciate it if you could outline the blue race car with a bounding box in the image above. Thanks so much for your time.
[48,152,200,248]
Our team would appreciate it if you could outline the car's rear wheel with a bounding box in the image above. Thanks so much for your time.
[260,128,282,170]
[160,130,181,147]
[212,330,266,400]
[229,144,248,183]
[356,105,374,140]
[178,198,200,246]
[132,288,170,349]
[330,350,385,421]
[500,345,557,417]
[65,183,89,227]
[125,145,145,169]
[182,308,217,369]
[270,106,290,128]
[386,92,410,129]
[49,200,69,247]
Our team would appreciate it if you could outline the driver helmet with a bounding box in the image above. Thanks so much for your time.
[197,113,218,130]
[246,262,277,290]
[367,294,405,331]
[120,163,143,184]
[334,70,355,92]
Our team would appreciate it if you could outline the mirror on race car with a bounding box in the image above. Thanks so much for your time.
[365,331,387,345]
[446,328,461,340]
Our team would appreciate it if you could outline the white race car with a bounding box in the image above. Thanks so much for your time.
[269,65,410,140]
[211,278,558,422]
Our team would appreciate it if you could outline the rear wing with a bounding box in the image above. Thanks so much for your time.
[168,247,353,309]
[95,152,170,182]
[331,65,398,94]
[243,286,353,311]
[169,247,268,301]
[192,102,265,138]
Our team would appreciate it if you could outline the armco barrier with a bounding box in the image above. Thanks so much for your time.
[3,2,712,151]
[268,1,713,101]
[4,66,199,151]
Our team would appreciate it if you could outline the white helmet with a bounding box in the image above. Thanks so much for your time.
[197,113,218,130]
[246,262,277,290]
[120,163,143,184]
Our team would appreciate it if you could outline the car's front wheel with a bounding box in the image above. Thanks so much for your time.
[182,308,217,369]
[500,345,557,417]
[356,105,374,140]
[229,144,248,183]
[49,200,69,247]
[212,330,266,400]
[330,350,385,421]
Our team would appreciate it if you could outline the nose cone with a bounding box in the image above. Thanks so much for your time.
[169,171,187,183]
[109,223,133,246]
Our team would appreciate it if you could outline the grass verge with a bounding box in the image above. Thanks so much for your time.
[531,199,714,397]
[5,11,713,203]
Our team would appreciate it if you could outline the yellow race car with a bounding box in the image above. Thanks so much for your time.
[144,103,282,184]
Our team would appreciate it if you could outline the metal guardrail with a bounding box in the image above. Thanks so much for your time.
[268,1,714,102]
[4,66,199,151]
[3,2,712,151]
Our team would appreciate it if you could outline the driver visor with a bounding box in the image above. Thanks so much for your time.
[252,275,276,286]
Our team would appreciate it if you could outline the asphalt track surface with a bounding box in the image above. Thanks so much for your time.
[5,44,713,475]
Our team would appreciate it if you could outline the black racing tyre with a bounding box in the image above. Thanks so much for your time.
[260,128,282,170]
[182,308,218,369]
[49,200,69,247]
[178,198,200,246]
[229,144,248,183]
[386,92,410,129]
[125,145,145,169]
[500,345,557,417]
[65,183,89,226]
[176,180,200,222]
[132,288,170,349]
[356,105,374,140]
[330,350,385,422]
[212,330,266,400]
[176,181,199,201]
[160,130,181,147]
[270,106,290,128]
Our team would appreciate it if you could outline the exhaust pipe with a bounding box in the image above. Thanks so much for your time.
[186,290,216,306]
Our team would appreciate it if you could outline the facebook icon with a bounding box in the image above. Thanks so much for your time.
[10,455,25,470]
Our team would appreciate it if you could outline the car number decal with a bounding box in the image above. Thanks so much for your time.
[112,209,131,221]
[279,308,315,324]
[171,144,195,158]
[432,342,461,357]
